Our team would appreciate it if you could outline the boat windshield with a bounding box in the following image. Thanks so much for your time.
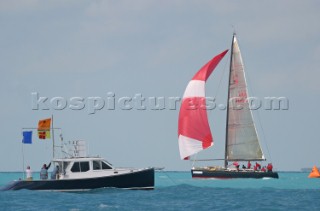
[102,161,112,169]
[92,160,112,170]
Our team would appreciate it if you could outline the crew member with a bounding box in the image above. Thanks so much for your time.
[40,163,51,180]
[267,163,273,172]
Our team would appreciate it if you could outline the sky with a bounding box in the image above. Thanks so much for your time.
[0,0,319,171]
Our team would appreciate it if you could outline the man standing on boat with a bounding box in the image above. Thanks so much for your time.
[267,163,273,172]
[26,166,32,180]
[40,163,51,179]
[51,165,60,180]
[254,162,261,171]
[247,161,251,169]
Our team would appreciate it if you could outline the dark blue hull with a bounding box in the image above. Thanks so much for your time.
[1,168,154,191]
[192,169,279,179]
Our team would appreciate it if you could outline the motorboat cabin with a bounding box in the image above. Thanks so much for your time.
[51,157,138,180]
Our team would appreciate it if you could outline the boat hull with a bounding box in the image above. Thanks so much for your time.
[192,169,279,179]
[1,168,154,191]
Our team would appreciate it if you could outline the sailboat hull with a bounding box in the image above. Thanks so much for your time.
[1,168,154,191]
[191,169,279,179]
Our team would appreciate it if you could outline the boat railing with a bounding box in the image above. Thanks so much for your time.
[114,167,150,172]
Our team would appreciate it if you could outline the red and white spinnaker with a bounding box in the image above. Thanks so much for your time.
[178,50,228,160]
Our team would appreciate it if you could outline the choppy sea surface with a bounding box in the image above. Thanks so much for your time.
[0,171,319,211]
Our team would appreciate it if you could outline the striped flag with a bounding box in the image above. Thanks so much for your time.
[38,118,51,140]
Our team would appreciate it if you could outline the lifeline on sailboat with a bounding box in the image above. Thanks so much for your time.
[178,33,279,179]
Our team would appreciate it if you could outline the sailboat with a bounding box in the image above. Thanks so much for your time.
[178,33,279,179]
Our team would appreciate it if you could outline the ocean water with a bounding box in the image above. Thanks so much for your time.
[0,171,319,211]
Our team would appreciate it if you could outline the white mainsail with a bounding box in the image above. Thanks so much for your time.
[226,35,265,161]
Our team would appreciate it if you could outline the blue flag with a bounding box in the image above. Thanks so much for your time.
[22,131,32,144]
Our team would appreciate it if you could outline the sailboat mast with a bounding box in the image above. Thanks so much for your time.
[224,33,235,168]
[52,114,55,159]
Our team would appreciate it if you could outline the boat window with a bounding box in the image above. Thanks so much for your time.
[80,162,90,172]
[71,162,90,172]
[93,160,101,170]
[71,162,80,172]
[101,161,112,169]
